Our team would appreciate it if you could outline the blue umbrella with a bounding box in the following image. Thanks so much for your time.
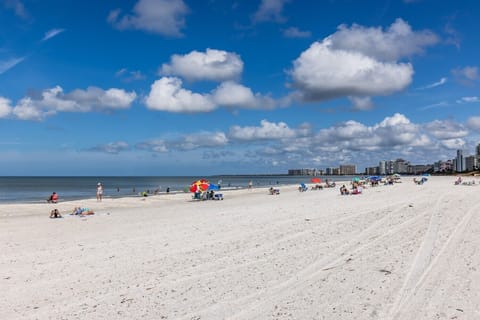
[208,184,220,191]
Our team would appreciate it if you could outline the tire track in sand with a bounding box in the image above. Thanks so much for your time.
[386,194,479,320]
[178,194,434,320]
[159,194,426,286]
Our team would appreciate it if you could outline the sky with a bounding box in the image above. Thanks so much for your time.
[0,0,479,176]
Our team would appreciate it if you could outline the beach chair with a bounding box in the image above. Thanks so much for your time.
[192,192,202,200]
[299,183,308,192]
[214,193,223,200]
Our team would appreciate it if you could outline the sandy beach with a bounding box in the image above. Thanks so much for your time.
[1,176,479,319]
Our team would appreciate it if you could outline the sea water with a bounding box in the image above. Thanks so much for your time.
[0,175,356,203]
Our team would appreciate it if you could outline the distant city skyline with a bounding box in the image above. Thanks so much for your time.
[290,144,480,175]
[1,1,479,175]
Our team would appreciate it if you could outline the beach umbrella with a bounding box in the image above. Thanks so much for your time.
[352,177,360,182]
[208,184,220,191]
[189,179,210,193]
[369,176,382,181]
[310,177,321,183]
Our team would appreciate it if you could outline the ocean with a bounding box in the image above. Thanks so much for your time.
[0,175,356,204]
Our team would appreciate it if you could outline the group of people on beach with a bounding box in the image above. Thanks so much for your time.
[47,182,101,218]
[49,207,95,219]
[339,183,363,195]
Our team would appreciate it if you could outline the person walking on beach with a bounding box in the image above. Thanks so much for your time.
[96,182,103,201]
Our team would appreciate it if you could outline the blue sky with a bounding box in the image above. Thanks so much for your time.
[1,0,479,176]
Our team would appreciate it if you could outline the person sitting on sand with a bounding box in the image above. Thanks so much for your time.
[340,185,349,195]
[47,192,58,203]
[351,185,363,195]
[49,208,62,218]
[269,187,280,195]
[72,207,95,216]
[207,190,215,200]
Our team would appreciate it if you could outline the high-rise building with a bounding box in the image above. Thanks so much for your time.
[365,166,379,175]
[434,160,453,173]
[476,143,480,165]
[339,164,356,175]
[393,159,409,173]
[288,168,320,176]
[380,160,395,174]
[455,149,465,172]
[325,167,336,175]
[465,155,477,171]
[378,161,386,175]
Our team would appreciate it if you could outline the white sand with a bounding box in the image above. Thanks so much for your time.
[1,176,480,319]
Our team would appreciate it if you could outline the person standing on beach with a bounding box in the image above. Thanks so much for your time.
[96,182,103,201]
[248,180,253,189]
[47,192,58,203]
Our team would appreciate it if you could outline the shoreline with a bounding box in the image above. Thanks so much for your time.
[0,174,407,204]
[0,182,327,218]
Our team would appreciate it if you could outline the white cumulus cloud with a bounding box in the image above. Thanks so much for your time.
[424,120,468,139]
[89,141,130,154]
[457,96,480,104]
[161,49,243,82]
[328,18,438,62]
[229,120,297,141]
[145,77,279,113]
[452,66,479,82]
[0,97,13,118]
[289,19,439,104]
[466,116,480,131]
[314,113,423,152]
[212,81,275,110]
[440,138,465,150]
[349,96,374,110]
[283,27,311,38]
[174,132,228,150]
[290,40,413,101]
[108,0,189,37]
[136,131,228,153]
[10,86,136,120]
[145,77,215,113]
[252,0,290,23]
[136,139,169,153]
